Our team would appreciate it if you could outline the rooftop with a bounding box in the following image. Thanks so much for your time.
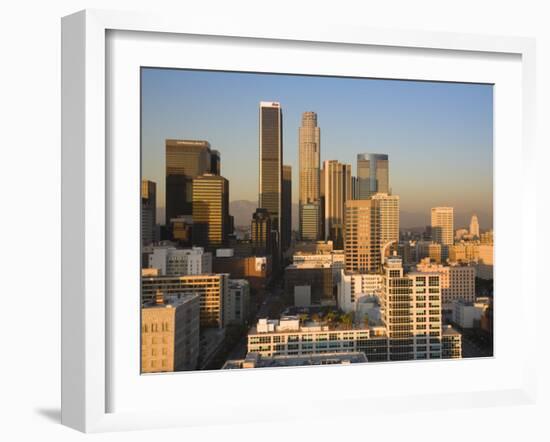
[223,352,368,369]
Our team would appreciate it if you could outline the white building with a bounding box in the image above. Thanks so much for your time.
[431,207,454,246]
[452,298,490,329]
[292,251,345,281]
[469,214,480,238]
[416,258,476,310]
[225,279,250,325]
[337,270,383,313]
[148,246,212,276]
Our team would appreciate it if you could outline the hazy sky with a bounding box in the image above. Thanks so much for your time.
[141,68,493,227]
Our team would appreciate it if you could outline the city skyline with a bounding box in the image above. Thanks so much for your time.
[142,68,493,228]
[141,68,494,373]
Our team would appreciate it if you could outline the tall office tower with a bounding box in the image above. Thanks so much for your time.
[371,193,400,260]
[210,150,221,175]
[282,165,292,252]
[251,208,272,256]
[300,202,321,241]
[469,214,480,238]
[322,160,352,248]
[431,207,454,246]
[351,176,359,200]
[165,139,212,222]
[141,180,157,246]
[259,102,283,256]
[298,112,321,239]
[344,200,374,272]
[356,153,389,199]
[192,174,229,248]
[141,291,200,373]
[381,256,443,361]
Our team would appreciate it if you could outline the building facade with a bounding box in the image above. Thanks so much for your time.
[322,160,352,248]
[356,153,389,199]
[251,208,272,256]
[165,139,212,221]
[299,111,321,240]
[141,180,157,246]
[148,246,212,276]
[431,207,454,247]
[192,174,230,248]
[416,259,476,310]
[141,292,200,372]
[259,101,283,256]
[225,279,250,325]
[141,273,229,328]
[282,164,292,252]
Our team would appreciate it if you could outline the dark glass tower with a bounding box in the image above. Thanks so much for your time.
[258,102,283,257]
[357,153,389,199]
[165,139,212,223]
[282,165,292,252]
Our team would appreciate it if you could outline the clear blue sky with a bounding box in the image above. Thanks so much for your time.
[141,68,493,227]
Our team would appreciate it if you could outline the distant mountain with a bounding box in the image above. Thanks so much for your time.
[229,201,492,231]
[230,200,300,230]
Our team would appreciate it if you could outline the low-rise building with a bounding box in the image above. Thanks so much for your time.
[247,316,389,362]
[148,246,212,276]
[416,258,476,310]
[141,273,229,328]
[284,262,334,305]
[452,298,491,329]
[222,351,368,369]
[337,270,383,313]
[141,291,200,372]
[213,255,271,290]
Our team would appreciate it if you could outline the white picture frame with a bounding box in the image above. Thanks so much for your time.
[61,9,538,433]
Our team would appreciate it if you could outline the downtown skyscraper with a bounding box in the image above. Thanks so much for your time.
[299,112,321,241]
[357,153,389,199]
[165,139,212,222]
[259,102,283,257]
[282,164,292,252]
[321,160,352,248]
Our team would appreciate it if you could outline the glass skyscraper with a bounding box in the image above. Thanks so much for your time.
[357,153,389,199]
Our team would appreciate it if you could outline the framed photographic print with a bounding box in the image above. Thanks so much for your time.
[61,9,537,433]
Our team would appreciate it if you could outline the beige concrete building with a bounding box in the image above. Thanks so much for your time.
[344,194,399,273]
[299,111,321,240]
[141,273,229,328]
[141,291,200,373]
[416,258,476,310]
[148,246,212,276]
[344,200,374,272]
[337,270,383,313]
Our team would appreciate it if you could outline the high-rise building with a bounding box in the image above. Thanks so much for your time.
[431,207,454,255]
[344,200,374,273]
[357,153,389,199]
[259,102,283,256]
[192,174,229,248]
[165,139,212,222]
[344,195,399,273]
[299,112,321,239]
[380,256,443,361]
[142,273,229,328]
[141,180,157,246]
[322,160,352,248]
[371,193,400,260]
[469,214,480,238]
[251,208,272,256]
[210,150,221,175]
[141,291,200,372]
[282,165,292,252]
[300,202,321,241]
